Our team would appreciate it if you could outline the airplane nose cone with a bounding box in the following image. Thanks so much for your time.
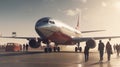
[35,17,51,38]
[35,17,51,28]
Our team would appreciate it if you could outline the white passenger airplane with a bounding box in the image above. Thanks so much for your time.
[1,17,120,52]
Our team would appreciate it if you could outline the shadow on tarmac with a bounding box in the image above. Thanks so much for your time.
[0,51,96,57]
[89,61,112,67]
[0,51,77,57]
[90,61,108,65]
[0,51,44,57]
[0,51,84,57]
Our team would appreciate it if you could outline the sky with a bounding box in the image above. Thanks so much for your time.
[0,0,120,46]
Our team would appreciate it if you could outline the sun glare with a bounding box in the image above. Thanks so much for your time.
[114,1,120,10]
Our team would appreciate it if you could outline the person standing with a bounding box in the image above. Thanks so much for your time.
[113,44,116,53]
[84,45,90,62]
[98,40,105,62]
[23,44,26,51]
[106,41,112,61]
[20,44,22,51]
[116,44,120,56]
[26,44,29,51]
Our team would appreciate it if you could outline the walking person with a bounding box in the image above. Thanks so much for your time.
[106,41,113,61]
[113,44,116,53]
[98,40,105,62]
[84,45,90,62]
[116,44,119,56]
[118,44,120,56]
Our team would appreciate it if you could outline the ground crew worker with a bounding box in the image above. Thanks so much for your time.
[84,45,90,62]
[23,44,26,51]
[26,44,29,51]
[98,40,104,62]
[106,41,112,61]
[113,44,116,52]
[116,44,120,56]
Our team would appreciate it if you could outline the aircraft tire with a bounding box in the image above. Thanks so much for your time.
[79,47,82,52]
[48,47,52,52]
[57,47,60,52]
[44,48,48,53]
[53,47,56,52]
[75,47,78,52]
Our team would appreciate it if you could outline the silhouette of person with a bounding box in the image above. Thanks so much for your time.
[118,44,120,55]
[20,44,22,51]
[84,45,90,62]
[23,44,26,51]
[116,44,119,56]
[98,40,104,62]
[106,41,112,61]
[26,44,29,51]
[113,44,116,53]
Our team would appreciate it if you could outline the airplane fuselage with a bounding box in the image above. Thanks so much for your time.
[35,17,82,45]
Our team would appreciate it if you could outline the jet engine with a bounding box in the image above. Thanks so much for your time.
[29,39,41,48]
[86,39,96,49]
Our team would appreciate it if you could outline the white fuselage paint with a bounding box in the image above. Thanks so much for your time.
[35,17,82,44]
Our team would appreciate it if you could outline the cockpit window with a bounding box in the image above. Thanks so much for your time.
[49,21,55,24]
[43,20,48,23]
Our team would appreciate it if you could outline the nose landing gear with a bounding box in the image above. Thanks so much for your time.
[44,41,60,53]
[75,42,82,52]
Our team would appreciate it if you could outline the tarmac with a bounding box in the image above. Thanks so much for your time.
[0,50,119,67]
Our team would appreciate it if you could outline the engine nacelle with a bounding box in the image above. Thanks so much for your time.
[86,39,96,49]
[29,39,41,48]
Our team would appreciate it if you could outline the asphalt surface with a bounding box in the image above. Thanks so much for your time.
[0,51,119,67]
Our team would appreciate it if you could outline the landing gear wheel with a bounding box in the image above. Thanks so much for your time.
[53,47,60,52]
[53,47,57,52]
[44,47,52,53]
[48,47,52,52]
[75,47,82,52]
[57,47,60,52]
[79,47,82,52]
[75,47,78,52]
[44,48,48,53]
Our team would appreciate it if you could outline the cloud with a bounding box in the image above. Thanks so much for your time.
[63,8,81,16]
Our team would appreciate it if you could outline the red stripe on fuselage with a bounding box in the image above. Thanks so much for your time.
[47,31,74,45]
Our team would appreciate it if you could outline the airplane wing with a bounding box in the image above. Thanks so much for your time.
[81,30,105,33]
[72,36,120,42]
[0,36,40,40]
[1,35,120,42]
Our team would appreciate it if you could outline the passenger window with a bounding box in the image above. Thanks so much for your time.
[49,21,55,24]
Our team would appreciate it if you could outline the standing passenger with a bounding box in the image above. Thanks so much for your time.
[23,44,26,51]
[118,44,120,56]
[106,41,112,61]
[84,45,90,62]
[98,40,105,62]
[20,44,22,51]
[116,44,119,56]
[26,44,29,51]
[113,44,116,53]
